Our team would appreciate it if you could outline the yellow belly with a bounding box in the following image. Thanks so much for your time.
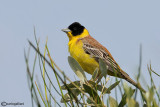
[68,40,99,74]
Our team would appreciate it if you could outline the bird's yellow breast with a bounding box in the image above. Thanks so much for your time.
[68,38,99,74]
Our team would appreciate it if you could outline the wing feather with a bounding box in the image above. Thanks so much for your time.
[81,35,129,78]
[83,43,118,71]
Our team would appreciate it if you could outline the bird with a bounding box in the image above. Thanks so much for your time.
[62,22,145,92]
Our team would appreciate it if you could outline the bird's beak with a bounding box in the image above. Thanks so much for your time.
[61,28,71,33]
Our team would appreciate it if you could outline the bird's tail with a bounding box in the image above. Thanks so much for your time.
[124,75,146,93]
[119,69,146,93]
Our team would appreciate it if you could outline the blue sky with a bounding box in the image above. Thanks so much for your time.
[0,0,160,106]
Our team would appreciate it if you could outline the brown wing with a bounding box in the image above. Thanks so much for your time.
[79,35,146,92]
[81,35,129,78]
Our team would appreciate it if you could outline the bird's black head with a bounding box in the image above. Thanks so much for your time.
[68,22,85,36]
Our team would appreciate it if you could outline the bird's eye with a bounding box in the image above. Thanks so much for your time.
[73,27,77,31]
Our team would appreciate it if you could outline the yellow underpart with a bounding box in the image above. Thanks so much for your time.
[67,29,99,74]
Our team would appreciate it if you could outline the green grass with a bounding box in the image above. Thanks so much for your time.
[25,34,160,107]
